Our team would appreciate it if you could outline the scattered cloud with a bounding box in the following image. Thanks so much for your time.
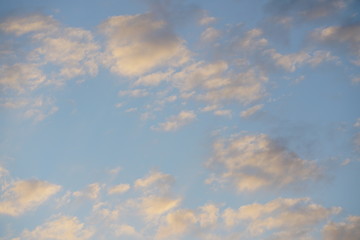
[73,183,101,200]
[206,133,322,192]
[21,215,94,240]
[240,104,264,118]
[100,13,190,76]
[108,184,130,195]
[0,179,61,216]
[152,111,196,131]
[223,197,340,238]
[323,216,360,240]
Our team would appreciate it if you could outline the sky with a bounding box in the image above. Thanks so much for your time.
[0,0,360,239]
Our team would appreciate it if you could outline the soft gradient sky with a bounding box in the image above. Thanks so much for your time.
[1,0,360,239]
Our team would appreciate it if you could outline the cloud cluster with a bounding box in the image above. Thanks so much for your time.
[206,133,322,192]
[152,110,196,131]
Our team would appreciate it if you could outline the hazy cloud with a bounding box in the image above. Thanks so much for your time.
[323,216,360,240]
[152,110,196,131]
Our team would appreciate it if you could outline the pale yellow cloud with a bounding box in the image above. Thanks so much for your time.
[100,13,190,76]
[73,183,101,199]
[140,195,181,219]
[223,198,340,237]
[323,216,360,240]
[0,14,57,36]
[201,27,221,42]
[108,184,130,195]
[21,215,94,240]
[206,133,322,192]
[153,111,196,131]
[0,179,61,216]
[265,49,337,72]
[156,209,197,239]
[240,104,264,118]
[134,69,174,86]
[115,224,141,238]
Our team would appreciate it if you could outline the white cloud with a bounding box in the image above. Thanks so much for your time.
[21,215,94,240]
[354,118,360,128]
[323,216,360,240]
[153,111,196,131]
[108,184,130,195]
[100,13,190,76]
[206,133,322,192]
[0,179,61,216]
[240,104,264,118]
[134,170,174,194]
[115,224,141,238]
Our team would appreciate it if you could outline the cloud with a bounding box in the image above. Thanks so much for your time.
[0,179,61,216]
[240,104,264,118]
[100,13,190,76]
[73,183,101,199]
[206,133,322,192]
[310,22,360,64]
[172,61,229,91]
[156,209,197,239]
[139,195,181,219]
[323,216,360,240]
[134,69,174,86]
[21,215,94,240]
[108,184,130,195]
[135,170,174,190]
[353,132,360,152]
[152,111,196,131]
[0,14,57,36]
[0,14,100,121]
[119,89,149,98]
[115,224,141,238]
[201,27,221,42]
[264,0,350,22]
[198,68,268,104]
[223,198,340,238]
[264,49,338,72]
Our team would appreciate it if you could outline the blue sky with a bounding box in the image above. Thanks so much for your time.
[0,0,360,239]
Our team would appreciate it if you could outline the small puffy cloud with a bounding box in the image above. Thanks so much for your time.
[0,179,61,216]
[139,195,181,219]
[135,69,174,86]
[134,170,174,194]
[100,13,190,76]
[0,14,57,36]
[206,133,322,192]
[264,49,337,72]
[156,209,197,239]
[173,61,229,91]
[311,23,360,64]
[223,198,340,238]
[115,224,141,238]
[108,184,130,195]
[323,216,360,240]
[198,204,219,228]
[73,183,101,199]
[153,111,196,131]
[240,104,263,118]
[21,215,94,240]
[214,109,232,118]
[237,29,268,51]
[201,27,221,42]
[354,118,360,128]
[198,11,217,25]
[119,89,149,98]
[198,68,268,104]
[264,0,350,22]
